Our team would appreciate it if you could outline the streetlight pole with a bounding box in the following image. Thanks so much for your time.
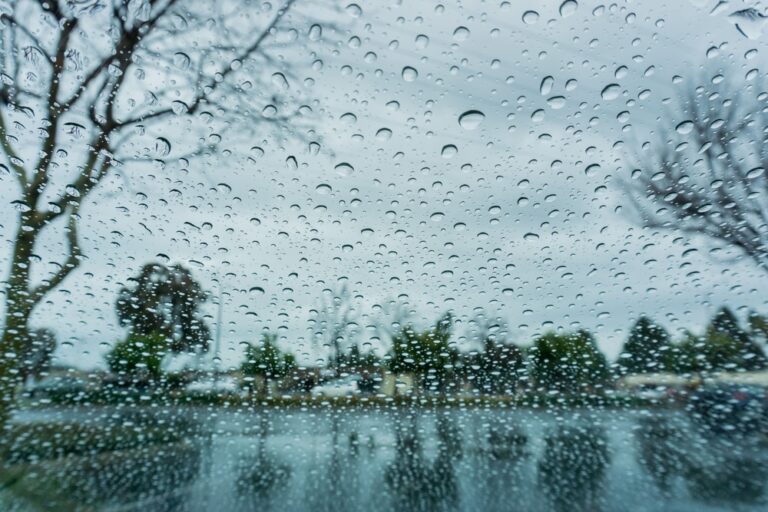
[213,274,223,387]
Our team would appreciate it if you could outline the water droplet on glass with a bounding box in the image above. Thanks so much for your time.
[441,144,458,158]
[375,128,392,140]
[559,0,578,18]
[601,84,621,100]
[315,183,333,194]
[402,66,418,81]
[540,76,554,95]
[452,26,470,41]
[346,3,362,17]
[547,96,566,109]
[675,120,694,135]
[335,162,354,176]
[458,110,485,130]
[154,137,171,157]
[522,10,540,24]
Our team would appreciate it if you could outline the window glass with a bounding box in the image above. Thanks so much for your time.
[1,1,767,510]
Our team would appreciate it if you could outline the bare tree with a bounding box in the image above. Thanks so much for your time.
[624,70,768,273]
[0,0,321,419]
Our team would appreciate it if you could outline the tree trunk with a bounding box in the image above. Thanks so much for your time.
[0,214,38,424]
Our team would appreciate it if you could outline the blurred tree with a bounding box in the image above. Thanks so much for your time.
[116,262,210,353]
[703,307,766,371]
[665,332,706,375]
[311,285,358,373]
[624,71,768,273]
[464,337,525,395]
[241,332,296,397]
[0,0,313,422]
[529,330,610,393]
[388,313,459,392]
[616,316,673,374]
[667,308,767,374]
[106,331,168,383]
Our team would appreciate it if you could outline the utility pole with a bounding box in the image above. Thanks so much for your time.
[213,276,223,387]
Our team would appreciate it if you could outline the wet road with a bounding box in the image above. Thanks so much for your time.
[3,406,768,511]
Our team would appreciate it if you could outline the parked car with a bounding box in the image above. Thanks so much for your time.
[27,376,90,398]
[311,376,361,398]
[687,384,768,433]
[185,376,244,397]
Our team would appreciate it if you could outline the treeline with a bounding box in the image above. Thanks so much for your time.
[105,262,768,394]
[240,307,768,396]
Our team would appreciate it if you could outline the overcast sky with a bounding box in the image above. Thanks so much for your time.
[2,0,768,370]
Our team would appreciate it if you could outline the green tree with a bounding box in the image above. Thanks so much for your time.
[107,332,168,383]
[529,330,610,393]
[388,313,459,392]
[616,316,673,374]
[666,332,705,375]
[464,337,525,395]
[241,333,296,397]
[116,263,211,353]
[704,307,766,371]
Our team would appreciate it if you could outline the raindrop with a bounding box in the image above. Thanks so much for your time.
[308,24,322,41]
[453,26,470,41]
[522,10,539,24]
[316,183,333,194]
[441,144,458,158]
[249,286,265,295]
[375,128,392,140]
[415,34,430,49]
[523,232,540,241]
[335,162,354,176]
[559,0,578,18]
[458,110,485,130]
[675,120,694,135]
[154,137,171,157]
[402,66,418,81]
[173,52,190,70]
[271,72,289,90]
[540,76,554,95]
[601,84,621,100]
[346,3,362,17]
[547,96,566,109]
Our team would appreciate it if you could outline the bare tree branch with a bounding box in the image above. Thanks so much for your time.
[30,203,82,304]
[624,69,768,272]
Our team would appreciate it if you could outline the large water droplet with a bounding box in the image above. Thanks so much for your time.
[441,144,458,158]
[522,10,540,24]
[458,110,485,130]
[601,84,621,100]
[675,120,694,134]
[453,26,470,41]
[402,66,418,81]
[335,162,354,176]
[559,0,578,18]
[540,76,554,95]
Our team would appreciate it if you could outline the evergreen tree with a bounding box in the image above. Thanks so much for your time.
[241,333,296,396]
[704,307,766,371]
[617,316,672,374]
[529,330,610,393]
